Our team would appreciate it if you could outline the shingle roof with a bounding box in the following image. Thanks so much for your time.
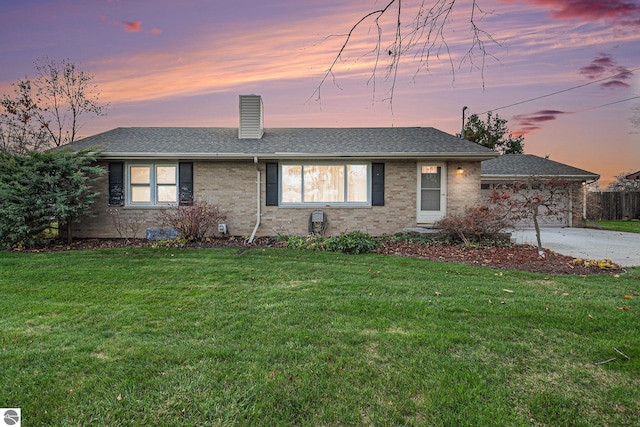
[481,154,599,181]
[625,171,640,180]
[63,127,499,160]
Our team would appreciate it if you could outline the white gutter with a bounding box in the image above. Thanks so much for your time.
[481,174,600,182]
[247,156,261,244]
[97,152,499,161]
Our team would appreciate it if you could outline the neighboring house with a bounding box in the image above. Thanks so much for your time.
[625,171,640,181]
[63,95,500,239]
[481,154,600,227]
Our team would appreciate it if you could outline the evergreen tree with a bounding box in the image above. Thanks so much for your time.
[0,149,103,248]
[462,112,524,155]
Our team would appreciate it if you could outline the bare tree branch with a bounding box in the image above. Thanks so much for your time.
[310,0,399,104]
[33,56,108,147]
[312,0,501,108]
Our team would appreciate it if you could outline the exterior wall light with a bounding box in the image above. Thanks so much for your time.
[456,166,464,174]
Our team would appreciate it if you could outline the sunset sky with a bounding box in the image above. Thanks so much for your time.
[1,0,638,186]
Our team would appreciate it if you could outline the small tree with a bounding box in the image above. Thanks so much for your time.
[0,80,50,154]
[606,171,640,192]
[461,112,524,154]
[33,57,107,147]
[0,149,103,248]
[0,57,107,154]
[488,177,572,255]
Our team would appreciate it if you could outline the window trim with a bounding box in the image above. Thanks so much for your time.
[126,163,178,206]
[279,161,371,207]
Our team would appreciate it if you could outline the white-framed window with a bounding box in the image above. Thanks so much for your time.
[280,163,370,206]
[126,163,178,206]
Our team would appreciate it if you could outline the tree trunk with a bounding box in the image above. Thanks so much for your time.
[66,219,73,245]
[532,205,544,256]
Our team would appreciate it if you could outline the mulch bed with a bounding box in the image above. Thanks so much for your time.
[19,236,623,276]
[374,240,623,276]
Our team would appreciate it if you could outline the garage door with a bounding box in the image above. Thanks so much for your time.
[482,186,570,228]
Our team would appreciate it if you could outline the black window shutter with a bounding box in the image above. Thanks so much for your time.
[179,162,194,206]
[372,162,385,206]
[265,162,279,206]
[108,162,124,206]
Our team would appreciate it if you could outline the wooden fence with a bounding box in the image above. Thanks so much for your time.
[587,191,640,220]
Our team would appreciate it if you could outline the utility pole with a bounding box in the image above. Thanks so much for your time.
[461,106,468,139]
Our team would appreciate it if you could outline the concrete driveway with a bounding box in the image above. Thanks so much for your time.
[510,228,640,267]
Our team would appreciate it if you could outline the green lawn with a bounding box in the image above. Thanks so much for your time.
[595,220,640,233]
[1,248,638,426]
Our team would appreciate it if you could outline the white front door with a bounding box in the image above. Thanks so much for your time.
[417,163,447,223]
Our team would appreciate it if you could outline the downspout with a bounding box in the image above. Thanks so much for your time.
[247,156,261,244]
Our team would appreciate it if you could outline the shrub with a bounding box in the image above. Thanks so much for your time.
[325,231,379,254]
[277,231,378,254]
[384,232,437,245]
[434,205,512,245]
[280,234,327,251]
[0,150,103,249]
[159,200,226,242]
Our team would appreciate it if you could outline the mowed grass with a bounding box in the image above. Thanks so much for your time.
[1,247,638,426]
[596,220,640,233]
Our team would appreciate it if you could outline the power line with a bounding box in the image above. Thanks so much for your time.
[479,66,640,115]
[577,95,640,112]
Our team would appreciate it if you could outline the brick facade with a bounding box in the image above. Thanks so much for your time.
[446,161,483,217]
[73,159,485,239]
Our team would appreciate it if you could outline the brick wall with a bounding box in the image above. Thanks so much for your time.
[73,159,485,238]
[261,161,418,236]
[71,162,167,238]
[446,161,482,216]
[570,182,587,227]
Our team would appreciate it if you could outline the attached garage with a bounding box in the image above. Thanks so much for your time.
[481,154,600,228]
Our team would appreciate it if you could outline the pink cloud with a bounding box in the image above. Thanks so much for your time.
[578,54,633,89]
[601,80,631,89]
[502,0,640,27]
[121,20,142,32]
[512,110,570,134]
[579,53,616,79]
[103,17,161,35]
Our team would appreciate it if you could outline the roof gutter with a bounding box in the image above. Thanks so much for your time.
[481,174,600,182]
[96,152,500,161]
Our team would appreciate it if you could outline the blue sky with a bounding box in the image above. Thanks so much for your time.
[1,0,638,185]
